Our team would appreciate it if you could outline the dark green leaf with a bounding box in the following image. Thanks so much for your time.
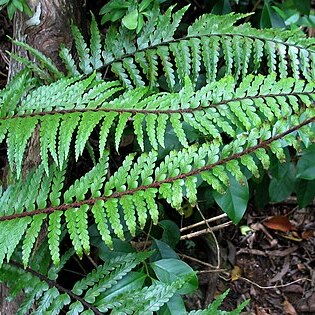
[158,294,186,315]
[211,0,232,15]
[254,174,270,208]
[295,179,315,208]
[97,271,147,302]
[296,145,315,180]
[293,0,310,15]
[213,175,249,224]
[151,239,179,261]
[150,258,198,294]
[260,0,286,28]
[159,220,180,248]
[269,162,296,202]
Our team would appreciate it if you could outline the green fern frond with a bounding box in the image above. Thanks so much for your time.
[90,13,103,70]
[9,38,64,81]
[72,252,152,302]
[101,9,315,89]
[2,5,314,314]
[0,110,313,265]
[71,24,93,75]
[0,68,36,118]
[188,289,249,314]
[0,251,205,314]
[59,44,81,77]
[13,7,315,90]
[108,276,189,314]
[1,74,314,177]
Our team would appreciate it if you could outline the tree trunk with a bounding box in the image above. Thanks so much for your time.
[1,0,84,313]
[9,0,85,78]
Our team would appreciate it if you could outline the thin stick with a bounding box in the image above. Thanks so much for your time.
[143,220,153,251]
[86,254,97,268]
[244,0,263,23]
[239,276,311,289]
[180,253,216,269]
[198,269,228,274]
[180,221,232,240]
[180,213,227,232]
[195,204,221,269]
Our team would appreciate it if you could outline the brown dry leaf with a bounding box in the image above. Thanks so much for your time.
[301,230,315,239]
[231,265,242,281]
[255,306,269,315]
[283,299,297,315]
[264,216,296,232]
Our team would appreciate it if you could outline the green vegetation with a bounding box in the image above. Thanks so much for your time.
[0,0,314,313]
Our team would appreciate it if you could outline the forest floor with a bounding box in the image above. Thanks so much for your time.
[182,200,315,315]
[1,9,315,315]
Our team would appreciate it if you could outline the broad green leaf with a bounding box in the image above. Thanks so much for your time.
[150,258,198,294]
[122,9,139,30]
[213,174,249,224]
[269,162,296,202]
[96,271,147,309]
[295,179,315,208]
[151,239,179,261]
[296,145,315,180]
[159,220,180,248]
[260,0,286,28]
[158,294,186,315]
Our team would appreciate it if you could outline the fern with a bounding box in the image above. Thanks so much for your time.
[0,108,313,265]
[188,289,249,314]
[0,251,247,314]
[101,8,315,88]
[15,7,315,90]
[9,38,64,81]
[0,252,153,314]
[1,4,315,313]
[0,73,314,178]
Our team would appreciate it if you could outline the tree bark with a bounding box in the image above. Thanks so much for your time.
[1,0,84,313]
[9,0,85,78]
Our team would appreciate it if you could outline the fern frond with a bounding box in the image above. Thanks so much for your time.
[0,68,35,118]
[8,52,53,82]
[0,251,200,314]
[9,38,64,81]
[188,289,249,314]
[59,44,80,77]
[14,8,315,90]
[100,9,315,89]
[1,74,315,177]
[108,275,189,314]
[71,24,93,74]
[90,13,103,70]
[0,109,313,265]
